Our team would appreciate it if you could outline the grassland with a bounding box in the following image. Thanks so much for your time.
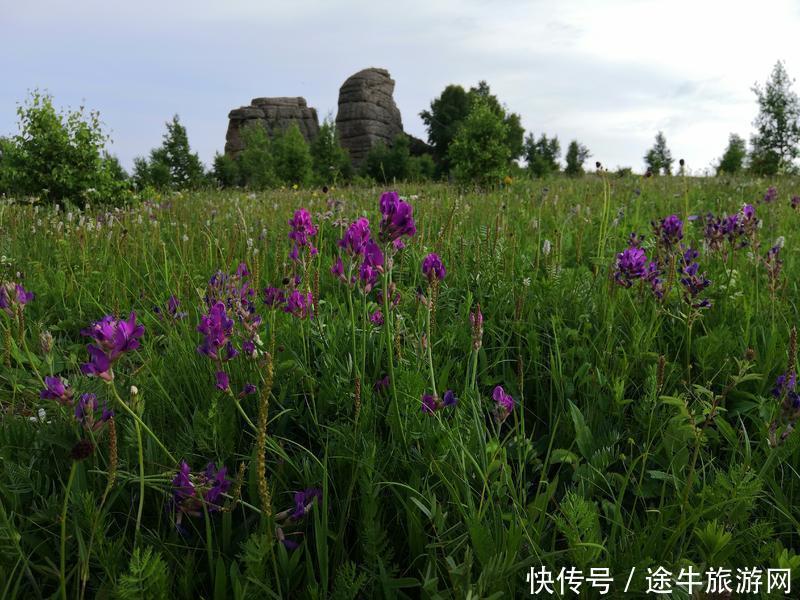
[1,176,800,598]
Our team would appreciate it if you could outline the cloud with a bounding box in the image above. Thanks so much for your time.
[1,0,797,173]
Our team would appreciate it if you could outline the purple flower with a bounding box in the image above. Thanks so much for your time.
[653,214,683,249]
[374,375,390,395]
[378,191,416,245]
[156,295,187,321]
[291,488,322,520]
[331,256,345,281]
[240,383,257,397]
[762,186,778,203]
[792,195,800,210]
[614,246,649,287]
[281,539,300,551]
[74,393,113,431]
[1,283,34,316]
[81,312,144,361]
[40,376,73,405]
[263,287,286,309]
[171,461,231,520]
[443,389,458,407]
[421,393,437,415]
[422,253,446,283]
[197,302,235,361]
[284,290,313,319]
[369,310,384,326]
[288,208,318,261]
[679,246,712,309]
[492,386,514,424]
[338,217,371,256]
[215,371,230,392]
[81,345,113,381]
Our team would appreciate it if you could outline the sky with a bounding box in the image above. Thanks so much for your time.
[2,0,799,174]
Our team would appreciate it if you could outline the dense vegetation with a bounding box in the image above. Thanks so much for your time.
[2,175,800,597]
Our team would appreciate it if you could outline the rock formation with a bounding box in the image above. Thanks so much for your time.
[225,97,319,157]
[336,68,404,166]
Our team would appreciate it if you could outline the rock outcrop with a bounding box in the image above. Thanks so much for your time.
[336,68,404,166]
[225,97,319,157]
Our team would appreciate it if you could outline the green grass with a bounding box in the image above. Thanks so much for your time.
[2,176,800,598]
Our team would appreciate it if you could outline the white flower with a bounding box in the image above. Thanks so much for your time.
[542,239,552,256]
[775,236,785,248]
[182,234,189,242]
[522,277,531,287]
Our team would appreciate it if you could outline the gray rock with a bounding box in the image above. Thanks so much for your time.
[225,97,319,157]
[336,68,404,167]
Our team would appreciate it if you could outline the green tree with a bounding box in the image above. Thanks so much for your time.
[310,118,351,185]
[644,131,673,175]
[564,140,591,177]
[420,81,523,174]
[363,134,412,183]
[448,98,510,186]
[749,61,800,175]
[237,124,275,190]
[716,133,747,175]
[407,154,436,182]
[134,115,204,189]
[211,152,240,187]
[272,123,312,186]
[524,133,561,178]
[2,91,128,204]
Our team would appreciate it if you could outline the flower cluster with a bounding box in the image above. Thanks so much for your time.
[762,186,778,204]
[422,253,446,284]
[492,386,514,424]
[81,312,145,381]
[275,487,322,550]
[40,376,73,405]
[171,461,231,524]
[469,305,484,351]
[769,370,800,446]
[378,191,417,250]
[288,209,319,261]
[40,377,113,432]
[421,390,457,414]
[331,217,384,293]
[0,282,34,316]
[613,243,662,298]
[703,204,759,252]
[652,214,683,250]
[154,295,187,321]
[678,247,712,309]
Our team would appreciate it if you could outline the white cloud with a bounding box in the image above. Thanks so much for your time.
[1,0,798,172]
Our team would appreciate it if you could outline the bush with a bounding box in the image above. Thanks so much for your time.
[272,123,312,186]
[237,125,276,189]
[0,91,130,205]
[407,153,436,182]
[211,152,240,188]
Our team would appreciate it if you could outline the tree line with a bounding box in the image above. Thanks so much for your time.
[1,60,799,204]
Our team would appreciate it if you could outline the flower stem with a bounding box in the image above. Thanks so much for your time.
[133,418,145,546]
[425,287,437,399]
[107,382,176,465]
[60,462,78,600]
[382,268,404,443]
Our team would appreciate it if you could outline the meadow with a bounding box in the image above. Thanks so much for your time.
[2,176,800,598]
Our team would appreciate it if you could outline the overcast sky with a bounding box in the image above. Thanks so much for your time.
[2,0,799,174]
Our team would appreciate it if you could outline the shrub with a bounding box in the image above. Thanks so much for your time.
[211,152,240,188]
[237,125,276,189]
[363,134,411,183]
[1,91,129,205]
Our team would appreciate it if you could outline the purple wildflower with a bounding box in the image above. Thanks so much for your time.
[239,383,257,397]
[40,376,73,405]
[422,253,446,283]
[614,245,649,287]
[443,390,458,407]
[679,247,712,309]
[171,461,231,521]
[374,375,390,395]
[0,282,34,316]
[81,345,113,381]
[197,302,235,361]
[370,310,384,326]
[492,386,514,424]
[653,214,683,249]
[338,217,371,256]
[81,312,144,361]
[288,209,318,261]
[791,195,800,210]
[421,393,437,415]
[291,488,322,520]
[74,393,113,432]
[762,186,778,203]
[378,191,416,246]
[284,290,313,319]
[263,287,286,309]
[215,371,230,392]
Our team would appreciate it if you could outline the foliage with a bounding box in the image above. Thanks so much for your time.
[310,118,351,185]
[272,123,313,186]
[749,61,800,175]
[448,99,511,186]
[133,115,205,190]
[564,139,591,177]
[212,152,240,188]
[421,81,523,175]
[363,134,412,183]
[524,133,561,177]
[237,124,276,190]
[717,133,747,175]
[644,131,674,175]
[0,91,130,205]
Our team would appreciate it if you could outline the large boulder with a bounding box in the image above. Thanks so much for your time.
[336,68,404,167]
[225,97,319,156]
